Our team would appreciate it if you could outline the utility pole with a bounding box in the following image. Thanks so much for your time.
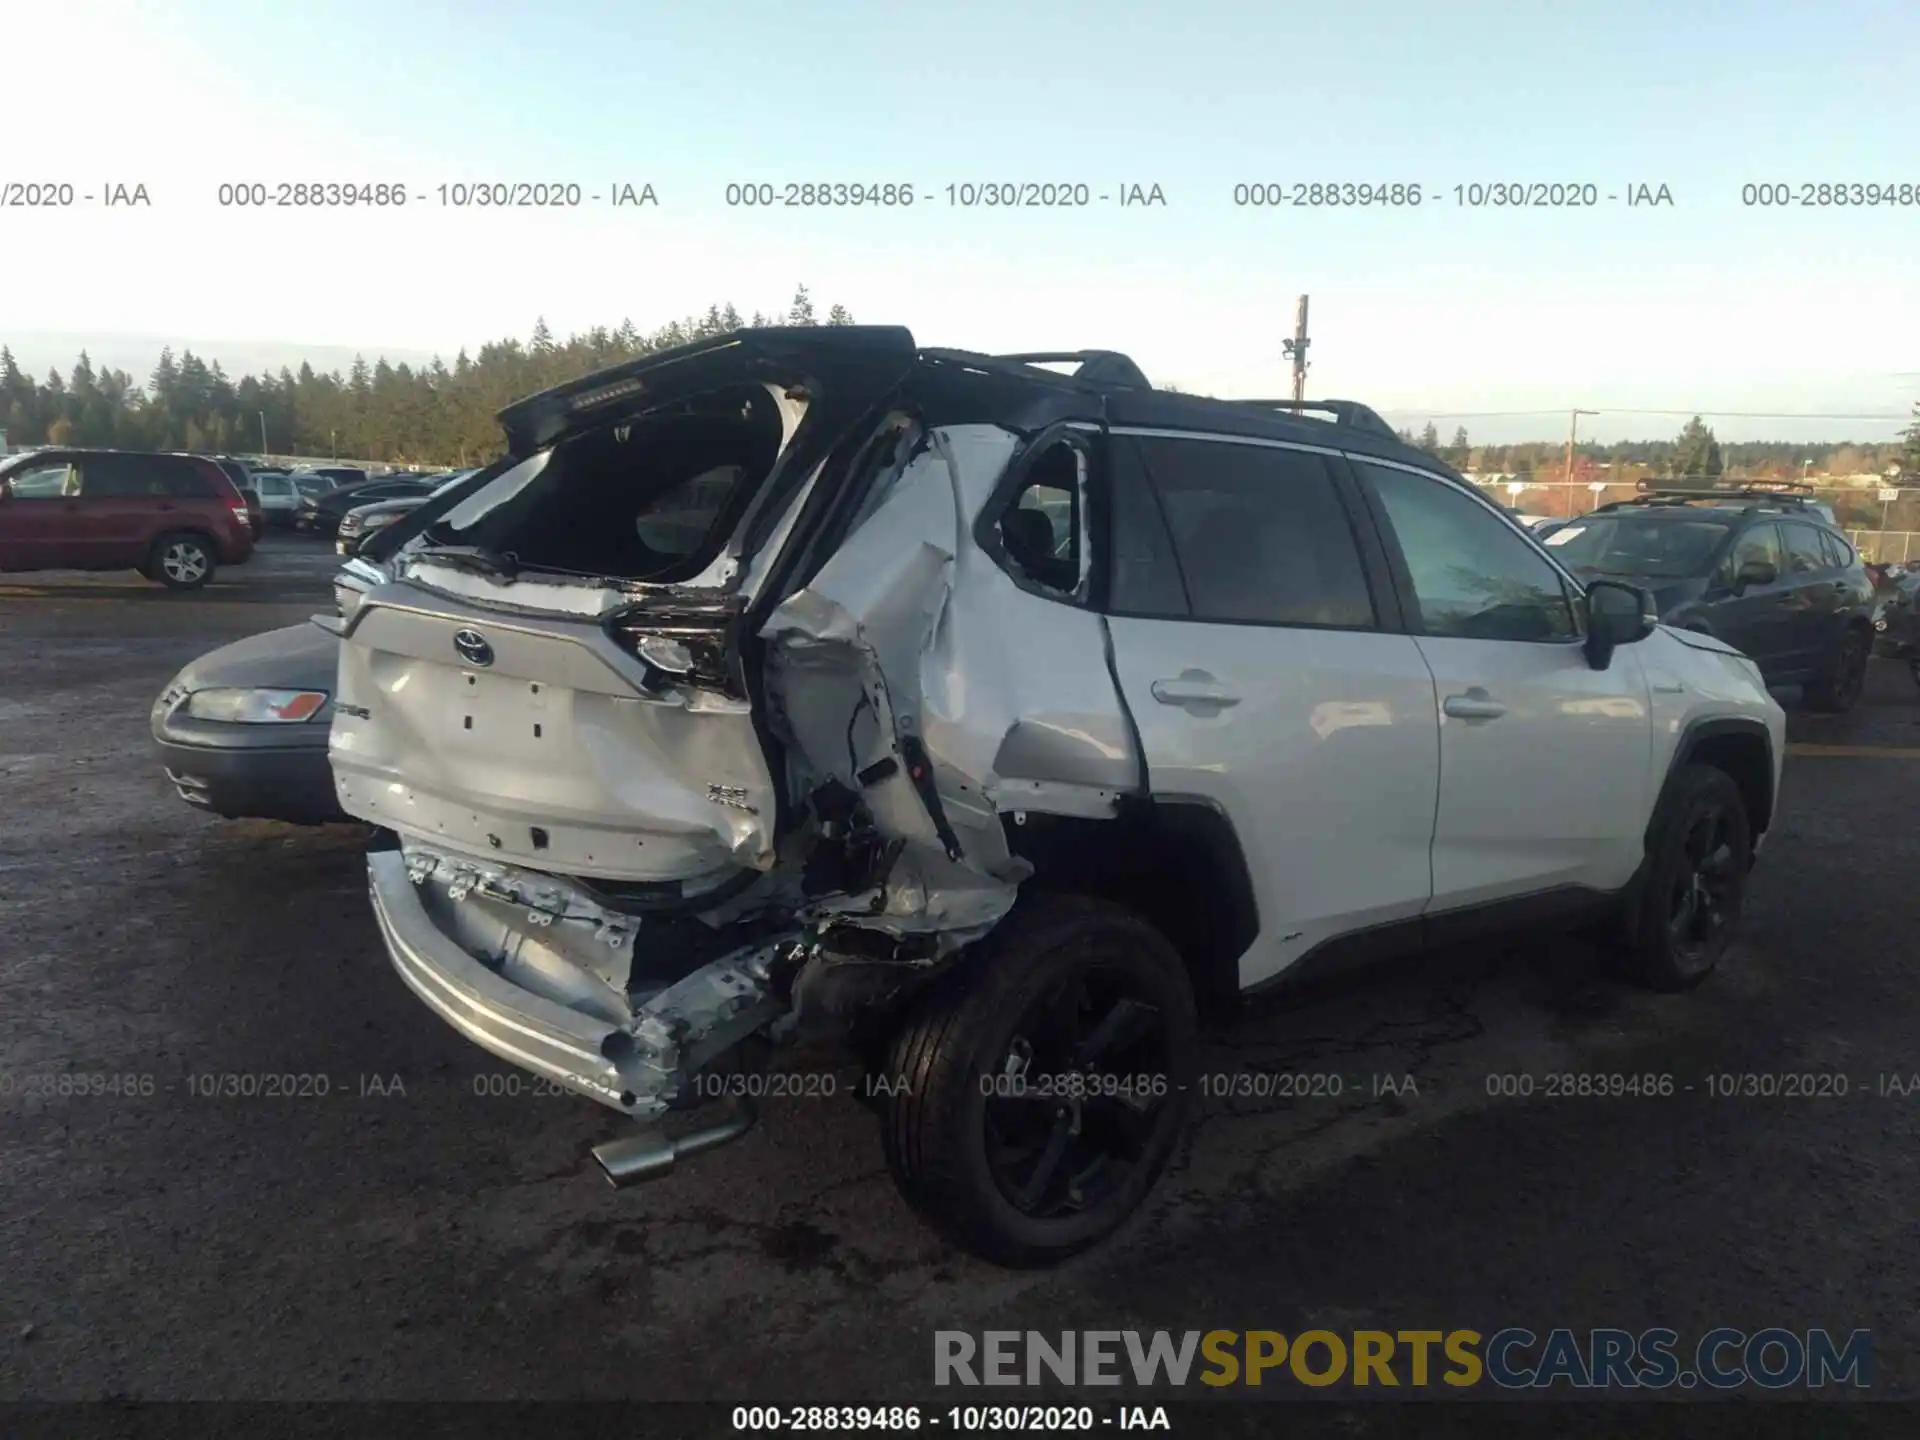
[1281,295,1310,410]
[258,410,268,457]
[1565,408,1597,515]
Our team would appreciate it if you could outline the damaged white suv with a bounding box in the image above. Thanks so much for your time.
[326,328,1785,1265]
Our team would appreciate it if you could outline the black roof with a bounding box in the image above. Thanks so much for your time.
[495,325,1443,473]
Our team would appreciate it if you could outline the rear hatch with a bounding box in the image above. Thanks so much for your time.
[329,327,919,895]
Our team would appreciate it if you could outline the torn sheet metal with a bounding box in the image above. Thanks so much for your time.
[760,423,1139,938]
[395,840,794,1118]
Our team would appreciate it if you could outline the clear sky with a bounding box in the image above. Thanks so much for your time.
[4,0,1916,442]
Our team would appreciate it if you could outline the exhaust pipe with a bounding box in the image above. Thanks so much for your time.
[592,1098,757,1187]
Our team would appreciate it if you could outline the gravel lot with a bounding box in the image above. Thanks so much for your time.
[3,535,1918,1403]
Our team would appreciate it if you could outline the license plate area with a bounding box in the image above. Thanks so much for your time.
[440,666,565,756]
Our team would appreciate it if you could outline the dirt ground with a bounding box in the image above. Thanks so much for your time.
[2,536,1917,1406]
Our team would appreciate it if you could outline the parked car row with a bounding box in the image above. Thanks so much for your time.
[295,471,460,536]
[147,327,1792,1267]
[335,471,477,555]
[0,448,256,588]
[0,445,480,587]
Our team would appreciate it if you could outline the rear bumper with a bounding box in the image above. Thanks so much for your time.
[366,847,792,1123]
[155,737,343,823]
[368,850,636,1111]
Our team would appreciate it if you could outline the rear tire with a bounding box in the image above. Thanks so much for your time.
[878,894,1196,1267]
[149,532,216,591]
[1610,764,1752,991]
[1804,626,1869,713]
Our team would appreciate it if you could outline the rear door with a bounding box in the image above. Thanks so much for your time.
[1350,456,1654,908]
[1100,430,1441,989]
[1776,519,1843,675]
[0,454,83,569]
[1708,521,1792,673]
[69,453,166,566]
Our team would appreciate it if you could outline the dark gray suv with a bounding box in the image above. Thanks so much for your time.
[1548,487,1875,710]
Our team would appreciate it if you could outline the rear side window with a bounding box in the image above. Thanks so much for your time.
[1780,522,1828,575]
[164,458,220,498]
[995,439,1083,596]
[1118,434,1376,628]
[1819,530,1855,568]
[79,454,164,498]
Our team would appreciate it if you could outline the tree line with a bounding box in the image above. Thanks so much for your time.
[0,286,855,465]
[1,292,1914,477]
[1400,413,1917,481]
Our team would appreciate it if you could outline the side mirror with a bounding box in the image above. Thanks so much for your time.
[1735,557,1777,590]
[1583,579,1657,670]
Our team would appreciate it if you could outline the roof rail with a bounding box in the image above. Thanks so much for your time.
[1596,485,1831,515]
[919,353,1402,439]
[919,348,1154,390]
[1228,398,1401,439]
[1592,495,1760,515]
[993,350,1154,388]
[1635,479,1817,498]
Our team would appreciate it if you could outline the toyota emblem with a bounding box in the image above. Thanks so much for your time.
[452,629,495,667]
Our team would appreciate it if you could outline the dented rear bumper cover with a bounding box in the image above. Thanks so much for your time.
[367,848,784,1120]
[370,849,633,1108]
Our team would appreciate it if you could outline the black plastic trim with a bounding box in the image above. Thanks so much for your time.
[1242,884,1622,1000]
[1648,714,1776,844]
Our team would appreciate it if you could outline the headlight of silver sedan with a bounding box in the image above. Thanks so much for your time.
[184,688,329,723]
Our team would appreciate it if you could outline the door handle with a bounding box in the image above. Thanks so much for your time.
[1150,672,1241,709]
[1442,689,1507,721]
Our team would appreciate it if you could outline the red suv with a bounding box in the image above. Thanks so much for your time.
[0,448,255,590]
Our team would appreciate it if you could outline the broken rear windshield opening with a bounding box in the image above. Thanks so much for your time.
[421,386,788,583]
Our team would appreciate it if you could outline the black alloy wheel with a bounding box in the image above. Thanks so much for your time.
[1806,628,1869,712]
[1666,805,1742,973]
[1613,763,1752,991]
[983,968,1175,1221]
[879,894,1196,1266]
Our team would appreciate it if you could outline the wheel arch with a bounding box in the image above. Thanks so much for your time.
[149,526,221,557]
[1656,716,1775,844]
[1001,796,1260,1013]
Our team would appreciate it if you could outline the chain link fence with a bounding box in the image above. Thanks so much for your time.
[1846,531,1920,563]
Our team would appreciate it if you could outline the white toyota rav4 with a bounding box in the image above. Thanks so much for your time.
[325,328,1786,1265]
